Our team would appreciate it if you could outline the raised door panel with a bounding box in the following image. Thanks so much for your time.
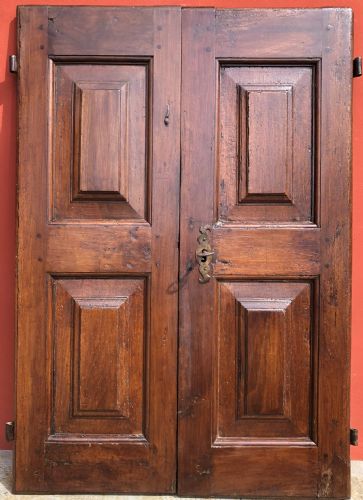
[52,63,149,221]
[218,65,315,224]
[216,281,316,443]
[50,277,147,437]
[74,81,128,197]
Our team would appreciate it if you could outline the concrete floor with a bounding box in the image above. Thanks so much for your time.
[1,451,363,499]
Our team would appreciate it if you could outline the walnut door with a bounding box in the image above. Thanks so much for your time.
[16,6,352,499]
[178,8,352,499]
[16,6,180,493]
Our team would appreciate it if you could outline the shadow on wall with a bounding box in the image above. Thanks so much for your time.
[0,16,16,450]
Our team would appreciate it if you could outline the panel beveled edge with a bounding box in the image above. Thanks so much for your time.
[216,59,321,226]
[46,274,151,444]
[213,277,319,448]
[238,84,293,203]
[72,296,129,418]
[48,57,153,223]
[236,297,292,419]
[72,80,129,201]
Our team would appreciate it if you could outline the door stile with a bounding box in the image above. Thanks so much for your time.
[317,9,352,497]
[147,8,181,492]
[178,8,217,496]
[15,7,50,492]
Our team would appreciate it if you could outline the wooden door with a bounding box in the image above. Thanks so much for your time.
[179,8,352,499]
[16,6,180,493]
[16,6,352,498]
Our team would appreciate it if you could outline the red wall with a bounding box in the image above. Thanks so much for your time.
[0,0,362,459]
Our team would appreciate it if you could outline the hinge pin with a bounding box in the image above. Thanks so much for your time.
[9,55,18,74]
[5,421,15,442]
[350,428,359,446]
[353,57,362,78]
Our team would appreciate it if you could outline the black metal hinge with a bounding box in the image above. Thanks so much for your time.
[350,428,359,446]
[5,421,15,441]
[353,57,362,78]
[9,55,18,74]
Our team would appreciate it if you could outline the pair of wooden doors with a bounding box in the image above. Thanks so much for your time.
[15,6,353,498]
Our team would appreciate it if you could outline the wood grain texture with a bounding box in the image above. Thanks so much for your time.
[16,5,181,494]
[317,9,353,498]
[219,65,314,222]
[245,88,291,197]
[179,7,352,499]
[217,281,314,441]
[74,81,127,197]
[178,8,216,497]
[48,7,154,56]
[77,299,125,413]
[52,63,148,219]
[213,227,320,276]
[240,300,287,417]
[215,9,324,58]
[47,225,152,273]
[15,6,49,493]
[51,278,145,432]
[16,6,352,498]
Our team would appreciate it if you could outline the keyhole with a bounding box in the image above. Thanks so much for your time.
[200,255,207,263]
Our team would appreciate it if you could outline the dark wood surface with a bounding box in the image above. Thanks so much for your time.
[16,6,352,498]
[16,5,181,493]
[219,65,313,221]
[178,7,352,499]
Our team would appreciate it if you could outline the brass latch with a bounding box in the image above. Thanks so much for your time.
[196,225,214,283]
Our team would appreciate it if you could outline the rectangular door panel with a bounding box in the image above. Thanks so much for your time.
[219,64,315,223]
[50,277,147,436]
[179,8,352,499]
[52,62,149,221]
[216,280,316,443]
[16,6,180,494]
